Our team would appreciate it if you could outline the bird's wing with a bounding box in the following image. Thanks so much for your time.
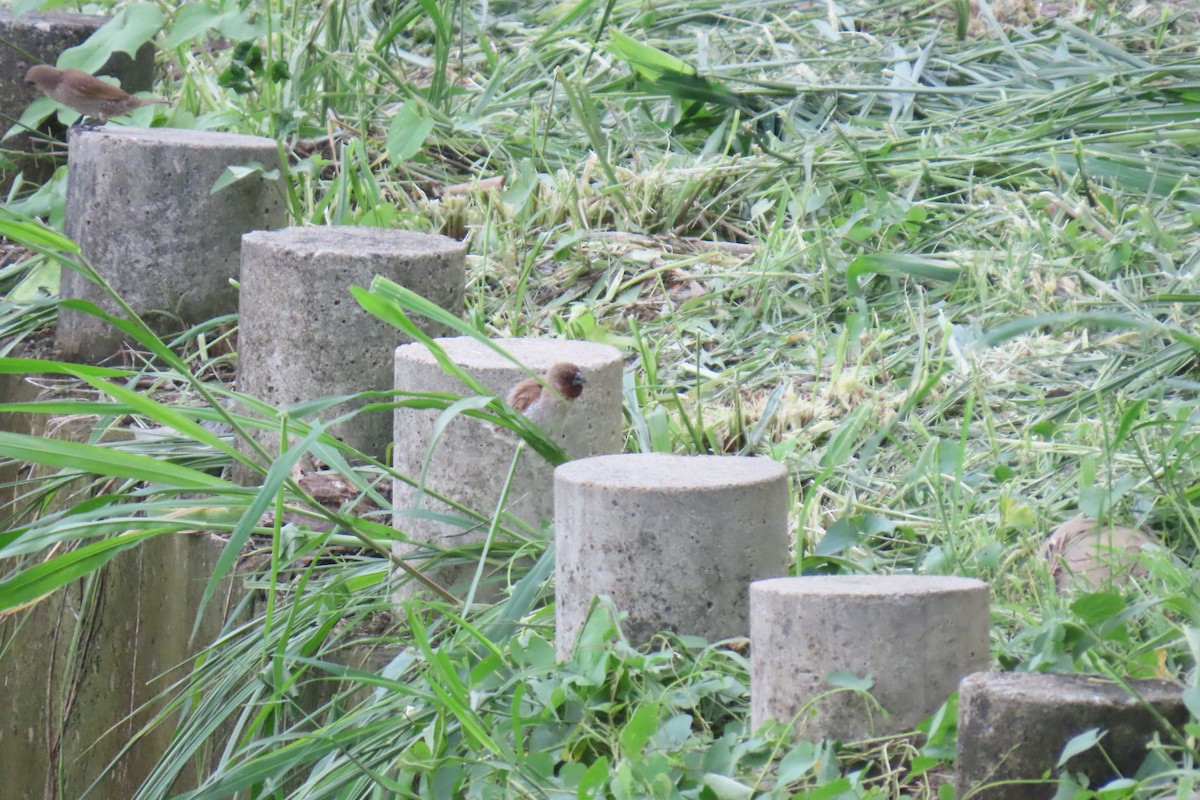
[70,73,133,101]
[506,379,542,414]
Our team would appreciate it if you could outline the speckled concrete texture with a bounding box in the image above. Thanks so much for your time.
[957,672,1187,800]
[59,127,285,362]
[554,453,789,659]
[0,10,154,188]
[393,337,624,598]
[238,227,464,462]
[749,575,989,741]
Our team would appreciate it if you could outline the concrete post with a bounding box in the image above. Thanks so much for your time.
[0,9,154,188]
[957,672,1187,800]
[59,127,286,363]
[237,227,465,464]
[554,453,790,659]
[749,575,989,741]
[392,337,623,599]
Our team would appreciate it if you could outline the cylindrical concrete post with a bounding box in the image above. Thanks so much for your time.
[60,127,286,363]
[750,576,989,741]
[554,454,790,659]
[0,10,155,188]
[238,227,465,463]
[957,672,1187,800]
[393,337,624,598]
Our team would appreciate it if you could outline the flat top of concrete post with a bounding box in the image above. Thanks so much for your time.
[960,671,1182,705]
[751,575,987,597]
[242,227,465,257]
[555,453,786,490]
[69,127,278,149]
[1,8,110,26]
[396,337,622,370]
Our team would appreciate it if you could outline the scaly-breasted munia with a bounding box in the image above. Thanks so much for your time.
[25,66,167,124]
[502,362,586,433]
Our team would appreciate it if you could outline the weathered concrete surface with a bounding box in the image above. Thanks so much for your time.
[957,671,1187,800]
[0,532,245,799]
[0,9,155,188]
[59,127,285,363]
[237,227,464,468]
[392,337,623,600]
[750,575,989,741]
[555,453,789,658]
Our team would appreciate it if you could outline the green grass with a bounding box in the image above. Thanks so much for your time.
[4,0,1200,796]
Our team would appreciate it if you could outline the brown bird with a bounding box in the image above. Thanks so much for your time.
[25,65,167,124]
[501,362,586,432]
[1041,515,1157,592]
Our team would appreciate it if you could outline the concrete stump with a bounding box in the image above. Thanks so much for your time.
[238,227,464,463]
[555,453,789,658]
[392,337,623,599]
[957,672,1187,799]
[59,127,286,363]
[749,576,989,741]
[0,9,154,188]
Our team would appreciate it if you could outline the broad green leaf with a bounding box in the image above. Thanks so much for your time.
[801,777,853,799]
[11,0,45,20]
[1070,592,1125,627]
[163,3,222,49]
[59,3,165,73]
[701,773,753,800]
[815,515,861,557]
[619,702,659,759]
[5,259,58,302]
[1184,685,1200,720]
[211,163,278,195]
[1056,727,1105,767]
[387,101,436,162]
[577,756,609,798]
[4,96,58,141]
